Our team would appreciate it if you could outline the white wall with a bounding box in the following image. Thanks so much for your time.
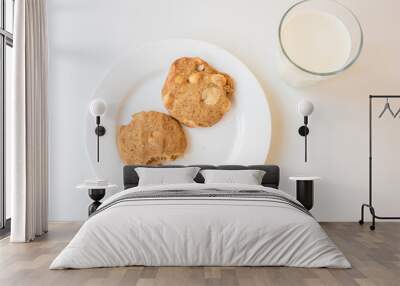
[47,0,400,221]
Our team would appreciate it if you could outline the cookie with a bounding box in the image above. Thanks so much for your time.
[117,111,187,165]
[162,57,234,127]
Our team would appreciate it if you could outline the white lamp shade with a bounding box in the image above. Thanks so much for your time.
[297,100,314,116]
[89,98,107,116]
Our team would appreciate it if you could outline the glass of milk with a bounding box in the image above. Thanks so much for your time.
[277,0,363,87]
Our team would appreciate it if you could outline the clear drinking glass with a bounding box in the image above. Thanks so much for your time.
[277,0,363,87]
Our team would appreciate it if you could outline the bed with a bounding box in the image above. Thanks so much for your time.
[50,165,350,269]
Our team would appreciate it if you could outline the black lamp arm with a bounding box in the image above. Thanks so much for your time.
[298,116,310,162]
[94,116,106,162]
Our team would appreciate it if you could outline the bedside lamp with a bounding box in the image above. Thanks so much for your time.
[89,99,107,162]
[297,99,314,162]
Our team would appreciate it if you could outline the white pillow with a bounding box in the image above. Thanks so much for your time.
[200,169,266,185]
[136,167,201,186]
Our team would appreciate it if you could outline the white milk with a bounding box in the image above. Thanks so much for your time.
[278,11,352,86]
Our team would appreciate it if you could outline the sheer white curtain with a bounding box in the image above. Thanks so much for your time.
[8,0,48,242]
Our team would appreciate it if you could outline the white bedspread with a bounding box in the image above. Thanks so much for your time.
[50,183,350,269]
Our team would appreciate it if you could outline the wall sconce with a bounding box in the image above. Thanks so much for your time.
[297,99,314,162]
[89,98,107,162]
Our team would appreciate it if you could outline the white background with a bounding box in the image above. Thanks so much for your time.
[47,0,400,221]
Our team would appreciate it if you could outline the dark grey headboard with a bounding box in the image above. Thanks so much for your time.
[123,165,280,189]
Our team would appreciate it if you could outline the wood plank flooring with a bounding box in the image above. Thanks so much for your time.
[0,222,399,286]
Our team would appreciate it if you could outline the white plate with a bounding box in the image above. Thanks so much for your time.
[86,39,271,188]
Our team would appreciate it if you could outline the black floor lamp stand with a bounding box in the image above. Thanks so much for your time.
[359,95,400,230]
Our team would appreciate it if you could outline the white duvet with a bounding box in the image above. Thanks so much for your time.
[50,183,350,269]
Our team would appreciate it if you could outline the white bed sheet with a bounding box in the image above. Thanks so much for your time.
[50,183,350,269]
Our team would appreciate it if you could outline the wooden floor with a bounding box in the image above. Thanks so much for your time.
[0,222,399,286]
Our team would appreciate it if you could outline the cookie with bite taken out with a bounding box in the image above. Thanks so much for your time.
[117,111,187,165]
